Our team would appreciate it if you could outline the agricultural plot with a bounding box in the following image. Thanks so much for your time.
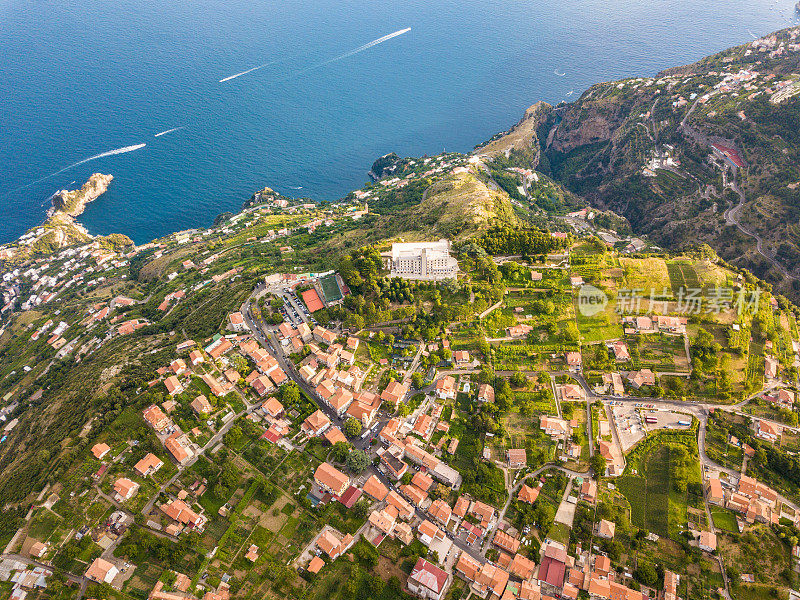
[711,507,739,533]
[704,426,743,471]
[513,389,558,415]
[493,411,557,464]
[617,444,692,538]
[631,335,689,373]
[666,260,701,294]
[620,257,671,292]
[493,342,542,371]
[575,295,624,343]
[693,259,732,288]
[654,169,697,198]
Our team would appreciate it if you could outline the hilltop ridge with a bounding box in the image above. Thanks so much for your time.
[496,26,800,297]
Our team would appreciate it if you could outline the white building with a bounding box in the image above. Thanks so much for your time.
[388,240,459,281]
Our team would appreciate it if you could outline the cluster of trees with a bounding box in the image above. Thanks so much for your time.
[690,328,721,374]
[343,417,363,438]
[460,455,507,506]
[331,439,369,473]
[511,496,556,536]
[476,225,569,256]
[572,501,632,560]
[383,277,416,303]
[371,177,432,214]
[194,453,240,501]
[116,527,201,570]
[669,444,691,493]
[338,246,385,297]
[488,168,526,202]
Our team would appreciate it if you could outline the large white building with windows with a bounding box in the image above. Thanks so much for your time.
[387,239,459,280]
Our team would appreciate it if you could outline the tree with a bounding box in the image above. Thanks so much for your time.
[346,449,370,473]
[343,417,363,438]
[634,562,658,586]
[281,382,300,405]
[353,498,370,519]
[331,441,351,463]
[411,372,424,389]
[224,425,243,448]
[510,371,528,388]
[590,454,606,477]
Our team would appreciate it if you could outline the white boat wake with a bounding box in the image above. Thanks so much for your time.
[219,63,271,83]
[566,90,574,96]
[554,69,566,77]
[748,29,758,39]
[12,29,412,201]
[154,127,185,137]
[14,143,147,191]
[295,28,411,75]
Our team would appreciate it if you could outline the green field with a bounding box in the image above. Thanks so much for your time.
[617,445,671,537]
[548,521,571,544]
[711,507,739,533]
[319,273,343,304]
[666,260,700,295]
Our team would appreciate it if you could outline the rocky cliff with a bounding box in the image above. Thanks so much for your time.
[51,173,114,217]
[522,27,800,297]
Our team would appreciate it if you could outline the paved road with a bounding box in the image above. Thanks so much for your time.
[243,282,799,591]
[723,177,797,281]
[680,90,795,282]
[0,552,87,596]
[140,404,254,517]
[242,291,392,453]
[93,486,178,546]
[482,464,586,556]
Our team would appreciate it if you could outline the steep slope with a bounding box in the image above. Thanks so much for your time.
[527,27,800,295]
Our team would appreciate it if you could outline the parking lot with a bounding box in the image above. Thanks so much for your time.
[610,403,692,450]
[278,289,315,326]
[610,403,646,451]
[642,409,692,432]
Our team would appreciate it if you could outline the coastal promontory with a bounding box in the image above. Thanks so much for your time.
[51,173,114,217]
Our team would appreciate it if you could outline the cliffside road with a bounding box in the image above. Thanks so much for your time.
[680,90,796,282]
[723,177,797,281]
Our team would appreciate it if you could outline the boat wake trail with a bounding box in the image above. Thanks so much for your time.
[14,143,147,192]
[295,28,411,75]
[554,69,566,77]
[748,29,758,39]
[219,63,271,83]
[154,127,185,137]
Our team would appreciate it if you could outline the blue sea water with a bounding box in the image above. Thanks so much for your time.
[0,0,796,245]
